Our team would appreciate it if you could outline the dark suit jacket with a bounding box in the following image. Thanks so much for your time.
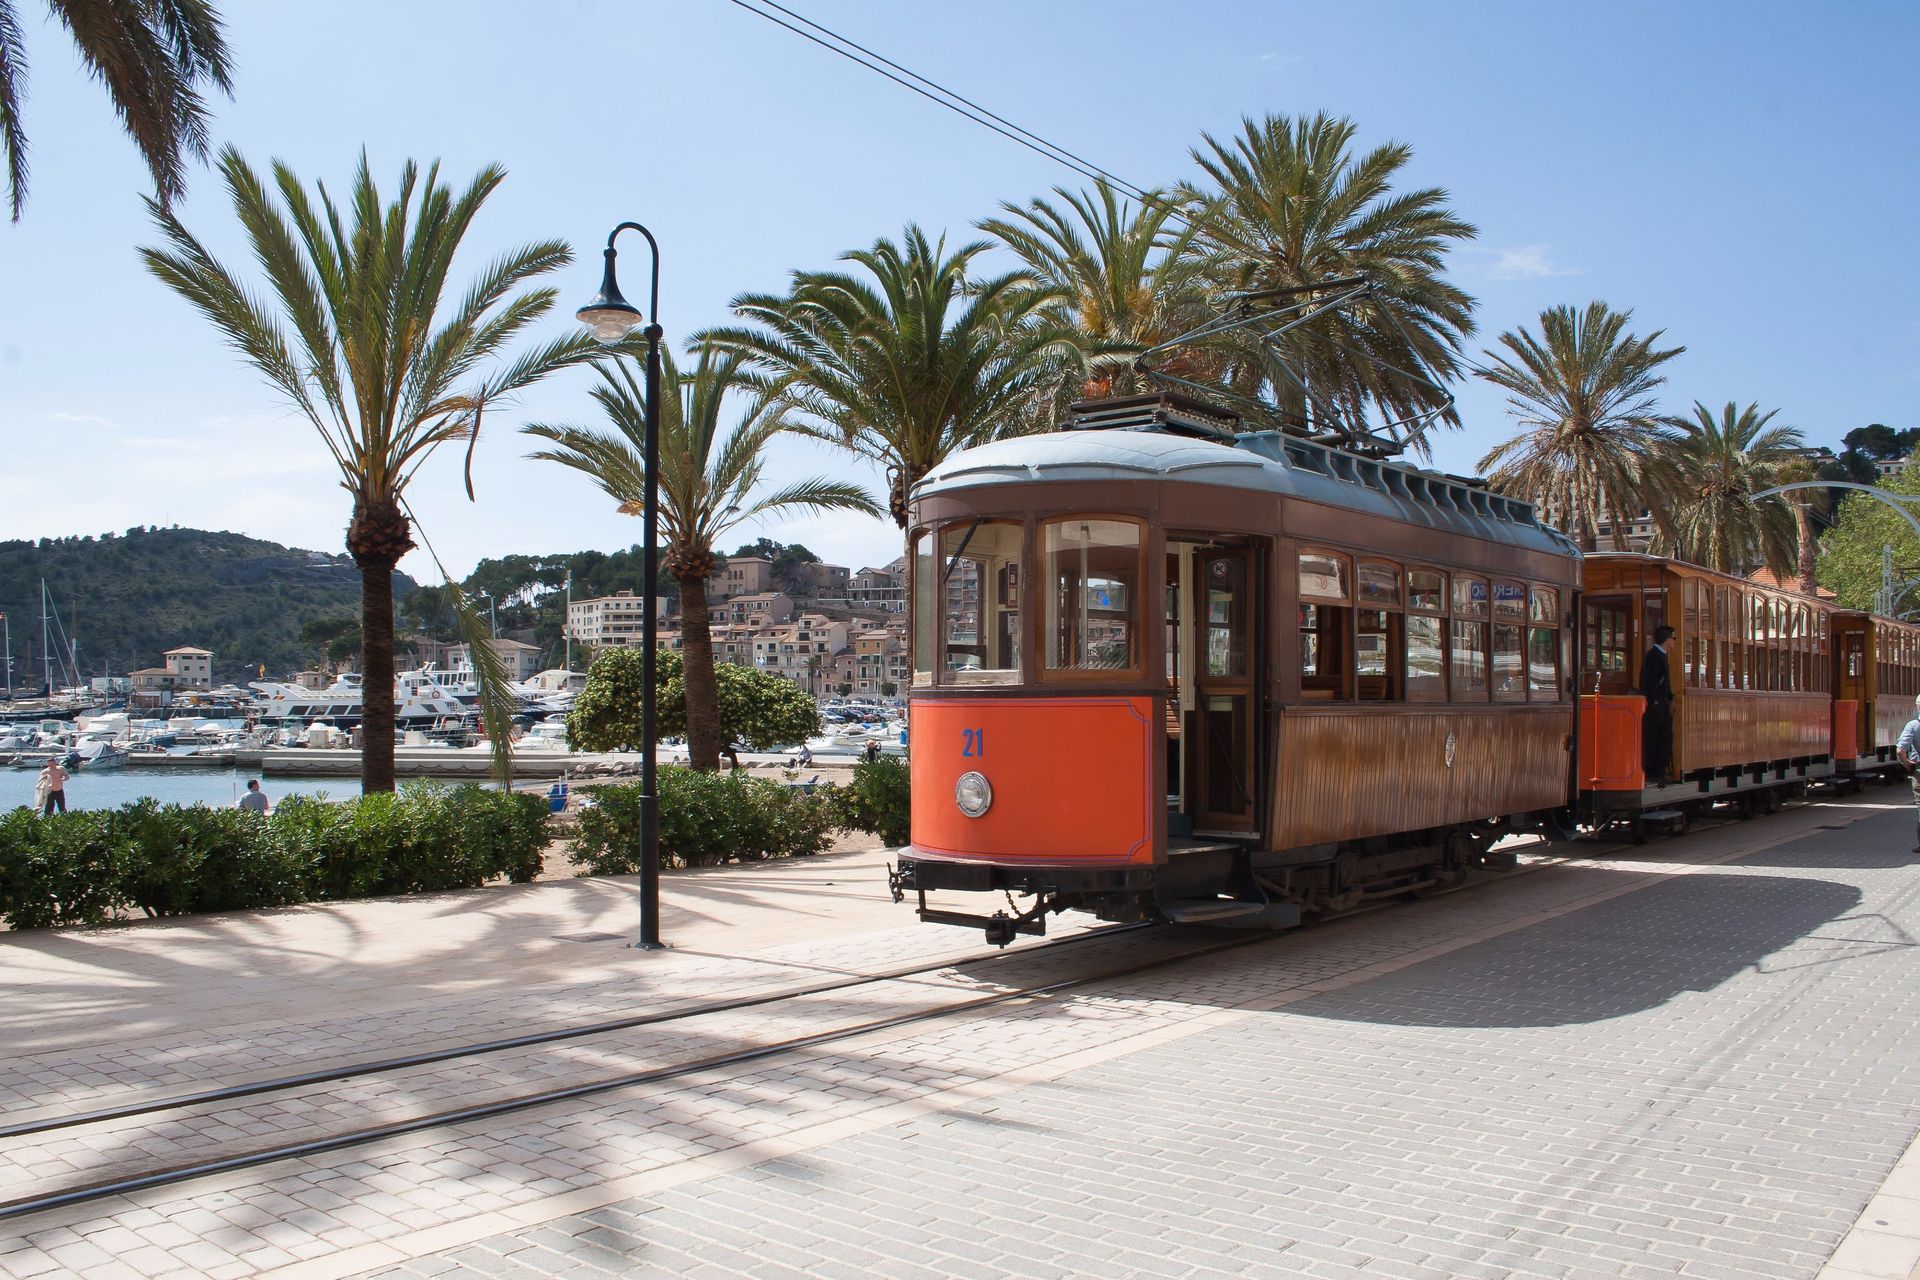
[1641,645,1672,703]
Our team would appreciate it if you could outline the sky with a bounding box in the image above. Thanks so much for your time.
[2,1,1916,586]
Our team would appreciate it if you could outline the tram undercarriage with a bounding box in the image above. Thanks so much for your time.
[892,820,1529,946]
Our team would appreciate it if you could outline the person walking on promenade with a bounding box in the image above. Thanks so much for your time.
[1640,624,1676,784]
[238,778,270,814]
[1896,695,1920,854]
[36,757,68,815]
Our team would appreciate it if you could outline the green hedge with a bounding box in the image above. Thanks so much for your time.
[571,768,839,874]
[0,785,550,931]
[569,757,914,876]
[829,756,911,847]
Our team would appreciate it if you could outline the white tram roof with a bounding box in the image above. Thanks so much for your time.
[915,427,1579,559]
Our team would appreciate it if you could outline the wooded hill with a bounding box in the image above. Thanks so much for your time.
[0,528,414,686]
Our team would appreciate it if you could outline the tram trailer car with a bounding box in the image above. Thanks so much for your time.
[1832,610,1920,784]
[892,394,1583,943]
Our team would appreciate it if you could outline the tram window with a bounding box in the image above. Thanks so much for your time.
[1527,624,1558,698]
[1044,518,1140,672]
[1584,600,1631,684]
[940,520,1022,683]
[912,530,936,686]
[1450,620,1489,698]
[1453,575,1488,619]
[1299,603,1351,699]
[1356,609,1401,701]
[1492,623,1525,701]
[1205,555,1249,678]
[1406,615,1445,700]
[1453,576,1490,700]
[1407,568,1446,614]
[1300,552,1349,602]
[1358,563,1401,608]
[1528,586,1560,700]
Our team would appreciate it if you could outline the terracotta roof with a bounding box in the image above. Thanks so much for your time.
[1745,568,1836,600]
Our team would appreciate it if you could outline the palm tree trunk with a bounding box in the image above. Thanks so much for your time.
[678,572,723,772]
[346,497,415,794]
[357,558,398,793]
[1795,504,1817,595]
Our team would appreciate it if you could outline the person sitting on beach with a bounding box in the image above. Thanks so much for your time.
[238,779,270,814]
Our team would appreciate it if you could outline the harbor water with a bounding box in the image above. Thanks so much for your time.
[1,767,444,813]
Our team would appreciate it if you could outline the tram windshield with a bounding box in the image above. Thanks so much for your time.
[1045,518,1142,672]
[939,520,1022,681]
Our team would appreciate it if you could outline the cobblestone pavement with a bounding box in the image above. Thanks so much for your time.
[2,794,1915,1279]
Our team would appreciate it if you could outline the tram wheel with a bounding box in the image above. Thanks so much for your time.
[1761,788,1783,815]
[1735,793,1760,820]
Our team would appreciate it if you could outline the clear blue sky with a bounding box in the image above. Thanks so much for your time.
[2,1,1915,583]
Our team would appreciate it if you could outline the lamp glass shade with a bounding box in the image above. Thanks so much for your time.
[577,301,644,344]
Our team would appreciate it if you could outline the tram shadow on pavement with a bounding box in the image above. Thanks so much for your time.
[1280,870,1866,1029]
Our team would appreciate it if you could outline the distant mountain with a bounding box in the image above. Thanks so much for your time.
[0,528,415,686]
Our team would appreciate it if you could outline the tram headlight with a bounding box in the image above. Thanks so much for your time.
[955,770,993,818]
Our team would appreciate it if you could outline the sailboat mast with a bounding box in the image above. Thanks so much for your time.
[40,578,49,697]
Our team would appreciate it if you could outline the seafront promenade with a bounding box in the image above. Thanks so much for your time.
[1,791,1917,1278]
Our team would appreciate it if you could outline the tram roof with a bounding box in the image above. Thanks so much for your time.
[916,427,1579,558]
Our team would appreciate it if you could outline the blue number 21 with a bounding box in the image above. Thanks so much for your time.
[961,728,985,758]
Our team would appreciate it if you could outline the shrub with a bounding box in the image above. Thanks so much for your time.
[117,800,297,916]
[0,808,133,929]
[830,756,912,847]
[571,768,836,874]
[0,784,550,930]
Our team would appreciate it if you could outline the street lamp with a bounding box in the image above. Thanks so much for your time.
[577,221,666,951]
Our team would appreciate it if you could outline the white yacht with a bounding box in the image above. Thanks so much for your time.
[249,672,470,727]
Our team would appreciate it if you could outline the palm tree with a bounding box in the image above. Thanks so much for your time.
[1654,402,1804,576]
[979,179,1208,419]
[142,147,599,791]
[708,224,1076,534]
[524,343,879,771]
[1,0,232,220]
[1476,302,1686,551]
[1770,456,1831,594]
[1182,113,1478,451]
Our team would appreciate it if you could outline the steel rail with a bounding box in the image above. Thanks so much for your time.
[0,927,1284,1223]
[0,826,1720,1224]
[0,921,1155,1142]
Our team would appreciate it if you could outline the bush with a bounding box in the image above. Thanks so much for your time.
[0,808,131,929]
[0,784,550,930]
[830,756,912,847]
[571,768,836,874]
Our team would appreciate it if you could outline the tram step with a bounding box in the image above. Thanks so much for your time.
[1160,896,1270,923]
[1639,809,1688,834]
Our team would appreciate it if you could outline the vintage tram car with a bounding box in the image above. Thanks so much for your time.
[890,394,1920,943]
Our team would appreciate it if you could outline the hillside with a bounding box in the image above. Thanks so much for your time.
[0,528,415,686]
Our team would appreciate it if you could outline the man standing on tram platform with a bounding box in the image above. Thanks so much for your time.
[1640,625,1676,785]
[1895,695,1920,855]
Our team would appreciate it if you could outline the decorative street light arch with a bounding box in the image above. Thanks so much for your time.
[1751,480,1920,617]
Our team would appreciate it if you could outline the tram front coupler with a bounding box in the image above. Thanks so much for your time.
[887,861,914,903]
[913,894,1061,947]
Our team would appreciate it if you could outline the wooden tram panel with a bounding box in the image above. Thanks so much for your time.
[1272,706,1571,848]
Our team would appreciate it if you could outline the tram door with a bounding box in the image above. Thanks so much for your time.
[1836,621,1869,751]
[1194,548,1258,834]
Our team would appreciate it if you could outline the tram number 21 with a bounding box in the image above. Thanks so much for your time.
[960,728,986,758]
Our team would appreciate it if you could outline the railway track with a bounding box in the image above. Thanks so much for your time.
[0,825,1695,1227]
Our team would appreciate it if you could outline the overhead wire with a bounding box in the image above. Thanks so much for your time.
[721,0,1473,453]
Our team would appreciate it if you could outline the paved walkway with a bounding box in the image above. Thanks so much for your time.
[1,793,1917,1279]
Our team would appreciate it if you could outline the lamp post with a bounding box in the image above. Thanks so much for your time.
[576,221,666,951]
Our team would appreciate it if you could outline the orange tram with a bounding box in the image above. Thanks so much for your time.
[889,394,1920,944]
